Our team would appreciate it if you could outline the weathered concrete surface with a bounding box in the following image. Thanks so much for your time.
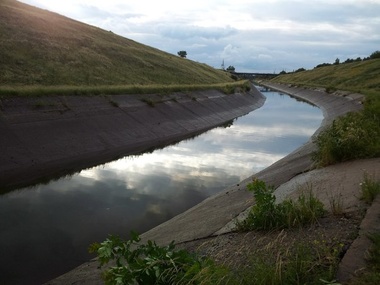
[337,194,380,282]
[0,88,265,192]
[44,83,373,284]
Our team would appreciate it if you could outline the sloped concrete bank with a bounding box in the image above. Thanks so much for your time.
[0,88,265,192]
[45,83,371,284]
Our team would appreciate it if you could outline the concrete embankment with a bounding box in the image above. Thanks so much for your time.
[45,82,377,285]
[0,88,265,192]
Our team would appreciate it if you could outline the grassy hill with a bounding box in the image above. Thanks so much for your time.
[270,59,380,97]
[0,0,234,93]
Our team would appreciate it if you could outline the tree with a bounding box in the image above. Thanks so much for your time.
[370,50,380,59]
[334,58,340,65]
[177,50,187,58]
[226,65,235,72]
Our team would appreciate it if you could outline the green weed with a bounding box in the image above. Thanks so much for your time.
[89,232,227,285]
[237,179,325,231]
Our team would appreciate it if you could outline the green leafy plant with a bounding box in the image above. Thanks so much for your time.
[89,232,224,285]
[237,179,325,231]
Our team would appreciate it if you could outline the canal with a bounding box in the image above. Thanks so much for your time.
[0,89,323,285]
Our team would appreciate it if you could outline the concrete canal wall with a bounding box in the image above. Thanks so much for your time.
[0,87,265,191]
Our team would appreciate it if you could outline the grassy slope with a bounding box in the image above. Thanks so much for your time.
[271,59,380,97]
[0,0,233,87]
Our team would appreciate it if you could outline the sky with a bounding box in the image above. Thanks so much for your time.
[19,0,380,73]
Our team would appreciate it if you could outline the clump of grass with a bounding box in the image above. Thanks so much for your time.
[360,173,380,204]
[328,192,345,216]
[312,110,380,167]
[140,98,155,107]
[237,179,325,231]
[223,232,344,285]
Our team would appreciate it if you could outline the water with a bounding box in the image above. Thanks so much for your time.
[0,91,323,285]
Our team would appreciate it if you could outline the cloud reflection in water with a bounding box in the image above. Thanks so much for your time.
[0,91,323,285]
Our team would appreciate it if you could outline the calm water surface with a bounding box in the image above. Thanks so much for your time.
[0,91,323,285]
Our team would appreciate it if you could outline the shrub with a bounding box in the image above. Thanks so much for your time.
[89,232,226,285]
[237,179,325,231]
[312,111,380,167]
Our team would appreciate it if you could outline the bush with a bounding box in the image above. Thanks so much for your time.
[312,111,380,167]
[237,179,325,231]
[89,232,225,285]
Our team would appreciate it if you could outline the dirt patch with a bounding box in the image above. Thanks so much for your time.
[179,210,364,275]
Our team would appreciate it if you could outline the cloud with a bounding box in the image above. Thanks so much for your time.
[18,0,380,72]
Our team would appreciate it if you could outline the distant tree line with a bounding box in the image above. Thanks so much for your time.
[280,50,380,74]
[315,50,380,69]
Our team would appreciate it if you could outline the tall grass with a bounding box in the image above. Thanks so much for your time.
[0,81,251,97]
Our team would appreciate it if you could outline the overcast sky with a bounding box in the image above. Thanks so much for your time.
[19,0,380,73]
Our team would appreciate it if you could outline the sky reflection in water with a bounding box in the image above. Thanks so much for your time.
[0,91,323,285]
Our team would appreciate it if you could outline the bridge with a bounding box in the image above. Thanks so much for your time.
[230,71,279,79]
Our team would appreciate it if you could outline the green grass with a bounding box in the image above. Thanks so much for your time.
[271,59,380,97]
[227,236,343,285]
[0,81,250,97]
[0,0,234,92]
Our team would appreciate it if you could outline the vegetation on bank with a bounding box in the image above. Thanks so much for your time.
[90,176,380,285]
[312,109,380,167]
[89,232,226,285]
[274,55,380,97]
[0,0,234,92]
[236,179,325,231]
[0,80,251,98]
